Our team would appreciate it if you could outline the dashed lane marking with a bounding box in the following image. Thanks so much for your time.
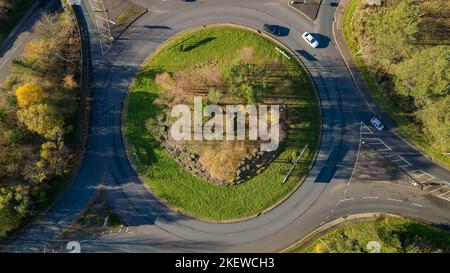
[387,198,403,202]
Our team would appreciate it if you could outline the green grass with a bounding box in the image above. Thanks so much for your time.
[0,0,35,44]
[125,25,320,221]
[297,216,450,253]
[343,0,450,167]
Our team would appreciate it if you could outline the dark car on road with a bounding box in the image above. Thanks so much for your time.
[263,24,282,36]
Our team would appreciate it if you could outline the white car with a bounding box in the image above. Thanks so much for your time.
[370,117,384,131]
[302,32,319,48]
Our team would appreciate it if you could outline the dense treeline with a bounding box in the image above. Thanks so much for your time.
[0,0,24,20]
[0,8,81,240]
[349,0,449,157]
[0,0,32,41]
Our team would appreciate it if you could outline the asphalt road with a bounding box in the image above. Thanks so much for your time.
[1,0,449,253]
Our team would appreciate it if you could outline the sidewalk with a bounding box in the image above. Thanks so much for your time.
[289,0,322,21]
[332,0,396,130]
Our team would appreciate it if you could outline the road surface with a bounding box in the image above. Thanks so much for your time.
[1,0,449,253]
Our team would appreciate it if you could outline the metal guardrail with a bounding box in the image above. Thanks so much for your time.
[282,145,308,184]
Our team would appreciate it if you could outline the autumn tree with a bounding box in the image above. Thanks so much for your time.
[0,185,30,240]
[224,60,272,103]
[38,139,70,177]
[417,96,450,153]
[16,104,64,139]
[367,0,421,66]
[394,46,450,107]
[15,83,48,108]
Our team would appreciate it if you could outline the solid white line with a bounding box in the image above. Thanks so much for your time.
[362,196,378,199]
[387,198,403,202]
[439,191,450,197]
[391,159,404,162]
[361,138,380,141]
[421,177,435,183]
[0,56,11,67]
[430,186,446,193]
[340,197,355,202]
[411,203,424,208]
[398,155,412,166]
[438,196,450,202]
[369,142,384,145]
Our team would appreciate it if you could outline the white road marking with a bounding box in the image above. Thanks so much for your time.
[439,191,450,197]
[339,197,355,202]
[362,196,378,199]
[430,185,447,193]
[387,198,403,202]
[411,203,424,208]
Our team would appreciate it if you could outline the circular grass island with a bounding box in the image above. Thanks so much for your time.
[125,25,320,221]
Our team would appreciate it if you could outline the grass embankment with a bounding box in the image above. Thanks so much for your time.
[297,216,450,253]
[343,0,450,167]
[125,25,320,221]
[0,0,35,44]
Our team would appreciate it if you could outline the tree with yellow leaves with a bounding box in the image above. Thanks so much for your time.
[16,104,64,139]
[15,83,48,108]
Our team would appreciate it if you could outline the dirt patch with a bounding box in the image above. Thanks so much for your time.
[150,51,292,184]
[43,191,124,253]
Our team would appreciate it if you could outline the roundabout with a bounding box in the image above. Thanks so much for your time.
[3,0,449,253]
[125,24,320,221]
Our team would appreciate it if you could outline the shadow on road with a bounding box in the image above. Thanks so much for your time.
[310,33,331,49]
[144,25,172,30]
[296,49,318,62]
[315,143,350,183]
[271,25,291,37]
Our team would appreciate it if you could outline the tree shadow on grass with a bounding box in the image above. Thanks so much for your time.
[127,89,165,166]
[181,37,216,52]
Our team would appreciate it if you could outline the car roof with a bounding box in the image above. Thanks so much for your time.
[372,118,381,125]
